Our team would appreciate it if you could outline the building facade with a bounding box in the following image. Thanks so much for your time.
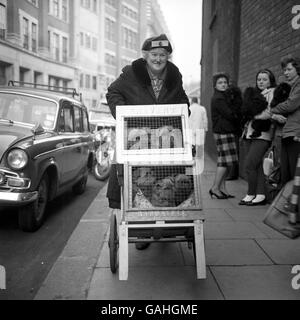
[0,0,169,110]
[201,0,300,154]
[0,0,76,88]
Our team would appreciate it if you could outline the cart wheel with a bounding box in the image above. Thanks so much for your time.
[108,213,118,273]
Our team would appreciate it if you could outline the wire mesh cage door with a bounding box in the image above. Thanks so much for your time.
[123,162,203,222]
[116,104,193,164]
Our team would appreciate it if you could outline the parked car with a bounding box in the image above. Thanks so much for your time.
[0,82,94,232]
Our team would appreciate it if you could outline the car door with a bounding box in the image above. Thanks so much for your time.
[58,101,82,184]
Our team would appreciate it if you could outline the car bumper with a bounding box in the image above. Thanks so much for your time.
[0,191,38,205]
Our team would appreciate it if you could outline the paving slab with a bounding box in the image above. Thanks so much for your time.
[62,221,108,259]
[211,265,300,300]
[202,198,237,209]
[256,239,300,265]
[204,222,268,239]
[35,256,96,300]
[203,209,234,222]
[181,240,273,266]
[253,222,290,240]
[225,208,267,222]
[88,267,223,300]
[97,242,185,268]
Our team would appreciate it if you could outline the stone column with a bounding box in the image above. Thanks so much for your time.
[38,0,50,58]
[6,0,21,46]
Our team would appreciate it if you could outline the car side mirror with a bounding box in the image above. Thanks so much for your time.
[32,123,45,135]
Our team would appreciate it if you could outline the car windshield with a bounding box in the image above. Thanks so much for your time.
[0,93,57,129]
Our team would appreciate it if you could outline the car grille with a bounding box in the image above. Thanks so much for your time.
[0,170,24,191]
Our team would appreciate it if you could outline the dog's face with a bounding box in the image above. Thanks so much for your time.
[273,83,291,102]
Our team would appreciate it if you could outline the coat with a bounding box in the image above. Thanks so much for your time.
[211,89,241,135]
[271,76,300,139]
[106,58,190,208]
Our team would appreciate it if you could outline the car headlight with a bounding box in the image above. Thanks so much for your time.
[7,149,29,170]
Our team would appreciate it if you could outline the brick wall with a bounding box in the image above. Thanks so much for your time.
[239,0,300,89]
[201,0,241,157]
[201,0,300,162]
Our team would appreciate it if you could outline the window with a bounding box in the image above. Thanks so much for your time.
[74,107,82,132]
[92,37,97,51]
[62,0,68,21]
[53,33,60,61]
[20,11,38,52]
[85,74,90,89]
[80,74,84,88]
[122,5,138,21]
[23,18,29,50]
[48,28,68,62]
[59,105,74,132]
[62,37,68,63]
[32,23,37,52]
[49,0,69,21]
[85,34,91,49]
[53,0,59,17]
[0,4,6,40]
[82,110,89,132]
[105,53,116,66]
[122,27,137,50]
[105,18,115,42]
[80,32,84,46]
[92,76,97,90]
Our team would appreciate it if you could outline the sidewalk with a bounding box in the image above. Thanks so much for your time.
[35,153,300,300]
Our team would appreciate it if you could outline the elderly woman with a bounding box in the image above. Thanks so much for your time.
[106,34,190,249]
[209,73,241,199]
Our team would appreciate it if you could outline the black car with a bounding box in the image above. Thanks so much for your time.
[0,82,94,232]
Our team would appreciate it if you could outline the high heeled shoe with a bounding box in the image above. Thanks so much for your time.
[209,189,228,199]
[220,191,235,199]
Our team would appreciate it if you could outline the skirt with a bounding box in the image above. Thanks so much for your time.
[214,133,238,167]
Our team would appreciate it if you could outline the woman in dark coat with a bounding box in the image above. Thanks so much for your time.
[210,73,241,199]
[106,34,190,248]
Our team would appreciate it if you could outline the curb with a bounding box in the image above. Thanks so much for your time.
[34,183,110,300]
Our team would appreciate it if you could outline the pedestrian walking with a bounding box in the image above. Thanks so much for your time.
[239,69,279,206]
[105,34,190,250]
[189,96,208,157]
[209,72,241,199]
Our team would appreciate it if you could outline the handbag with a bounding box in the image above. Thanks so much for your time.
[268,165,281,185]
[263,150,274,176]
[263,180,300,239]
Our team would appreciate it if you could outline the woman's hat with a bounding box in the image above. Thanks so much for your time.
[142,34,173,53]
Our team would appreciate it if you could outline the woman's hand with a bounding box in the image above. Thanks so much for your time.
[271,114,287,124]
[254,109,271,120]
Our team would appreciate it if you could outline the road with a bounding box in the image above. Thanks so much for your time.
[0,174,106,300]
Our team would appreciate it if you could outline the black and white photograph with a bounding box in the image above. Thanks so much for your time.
[0,0,300,303]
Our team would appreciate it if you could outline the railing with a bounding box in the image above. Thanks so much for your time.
[7,80,81,100]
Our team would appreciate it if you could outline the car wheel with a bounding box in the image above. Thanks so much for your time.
[18,174,49,232]
[72,173,88,195]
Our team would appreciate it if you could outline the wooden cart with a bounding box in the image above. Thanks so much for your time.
[108,104,206,280]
